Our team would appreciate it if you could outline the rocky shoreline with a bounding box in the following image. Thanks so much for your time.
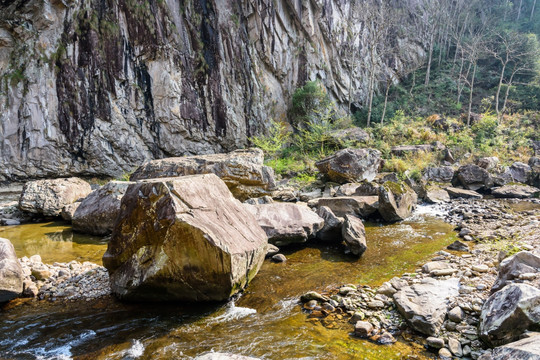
[299,198,540,359]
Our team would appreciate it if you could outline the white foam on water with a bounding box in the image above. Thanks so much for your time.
[208,301,257,324]
[125,339,145,358]
[411,203,448,219]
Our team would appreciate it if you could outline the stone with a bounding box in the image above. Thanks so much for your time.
[19,177,92,217]
[391,144,440,156]
[529,156,540,168]
[194,353,259,360]
[446,187,483,199]
[102,174,268,302]
[315,206,343,242]
[31,267,51,280]
[336,183,362,197]
[438,348,452,359]
[72,181,133,235]
[377,331,396,345]
[0,238,23,302]
[425,186,450,204]
[427,337,445,349]
[300,291,328,303]
[367,300,384,309]
[492,169,514,187]
[448,338,462,356]
[61,202,81,222]
[377,282,397,296]
[244,196,274,205]
[422,261,454,274]
[477,157,499,170]
[266,244,280,258]
[378,181,417,222]
[341,215,367,256]
[314,196,379,218]
[329,127,370,144]
[491,185,540,199]
[354,321,373,337]
[454,164,493,190]
[315,148,382,184]
[129,149,276,201]
[483,333,540,360]
[423,166,455,183]
[245,203,324,247]
[472,264,489,273]
[393,278,460,336]
[298,189,322,202]
[492,251,540,293]
[271,254,287,263]
[447,306,464,323]
[479,284,540,347]
[447,240,469,252]
[509,162,532,184]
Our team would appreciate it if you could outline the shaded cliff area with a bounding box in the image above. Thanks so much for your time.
[0,0,427,181]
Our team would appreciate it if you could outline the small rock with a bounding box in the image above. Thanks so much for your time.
[463,235,474,241]
[301,291,328,303]
[448,338,462,356]
[447,306,464,323]
[427,337,445,349]
[472,264,489,273]
[271,254,287,263]
[266,244,280,258]
[31,267,51,280]
[349,311,365,323]
[339,286,357,295]
[447,240,469,252]
[439,348,452,359]
[354,321,373,337]
[367,300,385,309]
[377,331,396,345]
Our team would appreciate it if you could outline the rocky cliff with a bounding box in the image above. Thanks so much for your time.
[0,0,427,181]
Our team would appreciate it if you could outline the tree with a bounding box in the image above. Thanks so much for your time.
[462,30,487,125]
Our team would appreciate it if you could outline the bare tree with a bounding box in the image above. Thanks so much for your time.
[461,31,487,126]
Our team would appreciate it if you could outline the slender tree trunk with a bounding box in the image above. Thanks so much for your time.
[532,0,537,20]
[425,30,435,87]
[501,72,516,116]
[381,81,390,125]
[495,62,506,118]
[457,54,467,104]
[367,69,375,127]
[517,0,523,20]
[410,71,416,96]
[467,62,477,126]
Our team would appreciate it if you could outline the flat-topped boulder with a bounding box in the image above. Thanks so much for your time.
[103,174,268,302]
[245,203,324,247]
[129,149,275,201]
[72,181,134,236]
[312,196,379,218]
[454,164,493,191]
[424,185,450,204]
[19,177,92,217]
[378,181,417,222]
[0,238,23,302]
[491,184,540,199]
[315,148,381,184]
[445,187,483,199]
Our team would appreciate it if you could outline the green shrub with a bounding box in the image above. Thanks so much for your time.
[249,120,291,158]
[290,80,332,128]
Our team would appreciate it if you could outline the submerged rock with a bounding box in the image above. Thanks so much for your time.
[245,203,324,247]
[129,149,276,201]
[479,283,540,347]
[393,278,460,336]
[378,181,417,222]
[19,177,92,217]
[0,238,23,302]
[341,215,367,256]
[315,148,381,184]
[103,174,268,302]
[73,181,133,235]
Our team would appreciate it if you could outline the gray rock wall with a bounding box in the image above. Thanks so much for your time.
[0,0,428,181]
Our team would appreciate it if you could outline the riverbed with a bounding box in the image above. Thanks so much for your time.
[0,209,455,359]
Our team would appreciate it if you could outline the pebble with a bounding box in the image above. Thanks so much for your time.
[439,347,452,359]
[367,300,385,309]
[472,264,489,273]
[354,321,373,337]
[447,306,464,323]
[271,254,287,263]
[427,336,445,349]
[448,337,462,356]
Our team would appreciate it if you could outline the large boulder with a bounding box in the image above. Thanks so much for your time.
[509,162,532,184]
[424,185,450,204]
[480,333,540,360]
[393,278,460,336]
[378,181,417,222]
[423,166,454,183]
[315,206,343,242]
[454,164,493,191]
[0,238,23,302]
[341,215,367,256]
[19,177,92,217]
[72,181,133,235]
[315,148,381,184]
[445,187,483,199]
[479,284,540,347]
[129,149,276,201]
[492,251,540,293]
[491,185,540,199]
[477,157,499,171]
[313,196,379,218]
[329,127,370,144]
[102,174,268,302]
[394,278,459,336]
[245,203,324,247]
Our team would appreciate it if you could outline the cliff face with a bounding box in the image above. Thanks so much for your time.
[0,0,427,181]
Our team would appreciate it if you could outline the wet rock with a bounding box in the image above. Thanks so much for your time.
[427,337,445,349]
[315,148,382,184]
[480,333,540,360]
[446,187,483,199]
[341,215,367,256]
[266,244,280,258]
[0,238,23,302]
[492,251,540,293]
[425,186,450,204]
[377,331,397,344]
[271,254,287,263]
[354,321,373,337]
[479,283,540,347]
[315,206,343,242]
[393,278,460,336]
[447,240,469,252]
[454,164,493,191]
[129,149,276,201]
[314,196,379,218]
[423,166,455,183]
[509,162,531,184]
[245,203,324,247]
[19,177,92,217]
[491,185,540,199]
[72,181,132,235]
[60,202,81,222]
[378,181,417,222]
[103,174,268,302]
[301,291,328,303]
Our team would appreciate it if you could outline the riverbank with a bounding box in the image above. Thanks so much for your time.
[299,198,540,359]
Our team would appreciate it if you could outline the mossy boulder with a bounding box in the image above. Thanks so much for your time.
[378,181,417,222]
[103,174,268,302]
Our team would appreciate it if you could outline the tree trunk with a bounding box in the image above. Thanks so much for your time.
[517,0,523,20]
[425,30,435,87]
[532,0,537,21]
[501,72,516,116]
[410,71,416,96]
[495,62,506,118]
[366,70,375,127]
[467,62,477,126]
[381,81,390,125]
[457,54,466,104]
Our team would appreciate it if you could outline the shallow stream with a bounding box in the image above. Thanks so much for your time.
[0,209,455,359]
